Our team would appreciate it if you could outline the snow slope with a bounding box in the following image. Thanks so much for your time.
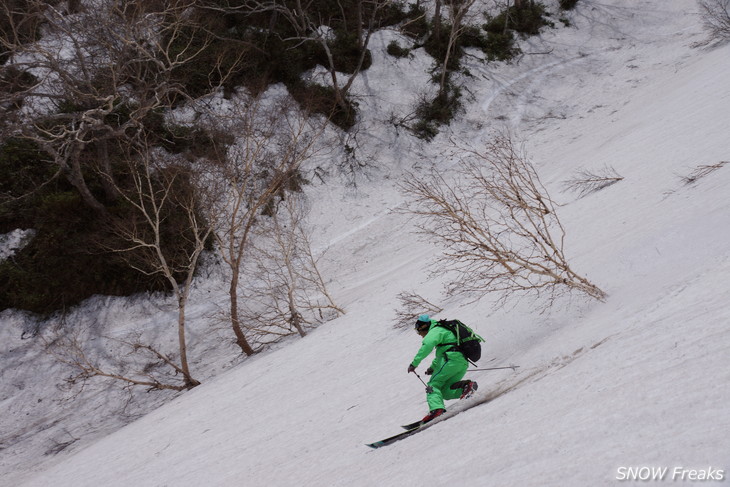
[4,0,730,485]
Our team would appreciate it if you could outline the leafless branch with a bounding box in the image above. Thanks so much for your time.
[400,133,606,306]
[43,328,189,392]
[562,165,624,198]
[697,0,730,44]
[393,291,443,329]
[238,194,344,345]
[0,0,239,210]
[100,138,220,388]
[206,94,329,354]
[679,161,728,185]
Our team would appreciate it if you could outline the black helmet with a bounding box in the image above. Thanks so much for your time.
[415,314,431,332]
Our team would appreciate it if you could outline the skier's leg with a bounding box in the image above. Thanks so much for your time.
[425,363,449,411]
[426,356,468,409]
[441,356,469,401]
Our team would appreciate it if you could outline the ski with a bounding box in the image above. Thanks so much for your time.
[366,424,422,449]
[401,419,423,430]
[370,386,502,447]
[368,414,449,448]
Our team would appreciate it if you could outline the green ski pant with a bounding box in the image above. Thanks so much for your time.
[426,353,468,411]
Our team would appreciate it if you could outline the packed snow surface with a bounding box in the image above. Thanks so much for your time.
[2,0,729,486]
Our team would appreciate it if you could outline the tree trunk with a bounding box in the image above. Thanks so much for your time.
[66,146,107,213]
[355,0,363,50]
[177,297,200,388]
[433,0,442,43]
[229,271,257,355]
[288,286,306,337]
[439,34,455,98]
[96,139,121,202]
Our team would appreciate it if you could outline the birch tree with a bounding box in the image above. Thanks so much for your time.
[104,141,220,388]
[210,95,325,355]
[0,0,222,212]
[401,134,606,305]
[437,0,477,99]
[240,195,344,344]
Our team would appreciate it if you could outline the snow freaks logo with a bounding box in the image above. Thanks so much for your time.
[616,466,725,482]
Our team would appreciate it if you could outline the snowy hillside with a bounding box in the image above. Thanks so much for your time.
[3,0,730,485]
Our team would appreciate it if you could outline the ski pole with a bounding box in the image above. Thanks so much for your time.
[469,365,520,372]
[413,371,433,393]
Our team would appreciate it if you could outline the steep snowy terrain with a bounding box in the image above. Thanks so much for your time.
[2,0,729,485]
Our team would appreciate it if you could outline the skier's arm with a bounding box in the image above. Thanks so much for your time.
[410,329,441,367]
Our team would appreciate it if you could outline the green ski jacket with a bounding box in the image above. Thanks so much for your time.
[410,320,462,370]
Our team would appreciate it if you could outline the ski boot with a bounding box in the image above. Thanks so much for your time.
[460,380,478,399]
[421,408,446,423]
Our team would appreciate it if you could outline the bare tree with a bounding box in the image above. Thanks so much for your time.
[433,0,443,43]
[240,195,344,345]
[401,134,606,305]
[393,291,443,329]
[0,1,41,64]
[562,165,623,198]
[44,327,194,392]
[103,142,220,388]
[698,0,730,43]
[0,0,228,212]
[437,0,477,99]
[209,95,325,355]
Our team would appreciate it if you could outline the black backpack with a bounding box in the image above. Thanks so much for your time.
[435,319,484,362]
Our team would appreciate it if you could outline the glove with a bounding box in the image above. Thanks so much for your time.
[407,364,416,373]
[425,367,434,375]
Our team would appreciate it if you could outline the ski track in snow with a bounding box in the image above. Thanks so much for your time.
[323,54,604,248]
[476,54,594,127]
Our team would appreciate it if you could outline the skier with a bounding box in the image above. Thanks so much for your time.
[407,314,478,423]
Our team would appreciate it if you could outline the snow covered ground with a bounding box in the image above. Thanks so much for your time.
[2,0,730,485]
